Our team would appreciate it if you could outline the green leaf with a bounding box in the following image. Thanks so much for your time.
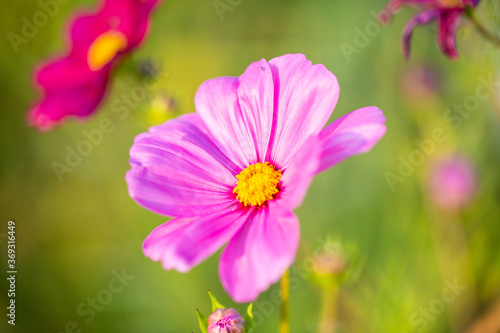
[196,309,208,333]
[244,303,255,333]
[208,290,226,312]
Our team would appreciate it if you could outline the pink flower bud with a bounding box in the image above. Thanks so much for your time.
[428,154,477,212]
[312,251,347,276]
[208,308,245,333]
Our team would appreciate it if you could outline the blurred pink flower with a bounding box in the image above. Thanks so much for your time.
[208,308,245,333]
[126,54,386,302]
[401,64,441,104]
[428,154,477,212]
[28,0,161,131]
[384,0,480,59]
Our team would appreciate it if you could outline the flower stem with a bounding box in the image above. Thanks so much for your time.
[466,8,500,48]
[317,287,339,333]
[279,270,290,333]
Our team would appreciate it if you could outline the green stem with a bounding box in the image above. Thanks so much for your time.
[466,8,500,48]
[279,270,290,333]
[317,287,339,333]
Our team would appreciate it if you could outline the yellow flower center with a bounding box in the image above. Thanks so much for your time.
[233,162,282,207]
[439,0,465,8]
[87,31,128,71]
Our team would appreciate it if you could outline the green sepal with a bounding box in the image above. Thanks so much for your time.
[196,309,208,333]
[244,303,255,333]
[208,290,226,312]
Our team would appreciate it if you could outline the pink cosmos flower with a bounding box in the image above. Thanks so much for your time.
[385,0,480,59]
[126,54,386,302]
[428,153,476,212]
[28,0,161,131]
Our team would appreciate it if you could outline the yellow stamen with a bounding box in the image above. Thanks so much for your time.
[233,162,282,207]
[87,30,127,71]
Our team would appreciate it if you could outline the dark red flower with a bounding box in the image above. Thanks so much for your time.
[385,0,480,59]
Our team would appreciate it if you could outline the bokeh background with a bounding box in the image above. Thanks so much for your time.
[1,0,500,332]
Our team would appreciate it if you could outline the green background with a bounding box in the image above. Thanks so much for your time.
[1,0,499,332]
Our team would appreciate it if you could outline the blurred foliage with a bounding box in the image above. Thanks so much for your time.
[0,0,499,332]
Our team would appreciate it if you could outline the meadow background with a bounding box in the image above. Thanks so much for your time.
[1,0,500,332]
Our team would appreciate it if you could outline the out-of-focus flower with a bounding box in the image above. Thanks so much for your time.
[197,291,254,333]
[28,0,161,131]
[126,53,386,302]
[401,64,441,104]
[312,250,347,277]
[384,0,481,59]
[310,239,364,290]
[145,94,176,126]
[428,153,477,212]
[311,239,364,333]
[208,308,246,333]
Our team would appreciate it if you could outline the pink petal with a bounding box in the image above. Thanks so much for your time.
[402,9,440,58]
[102,0,161,50]
[278,136,321,209]
[70,12,109,64]
[149,112,208,134]
[437,9,463,59]
[317,106,386,173]
[36,57,99,89]
[29,69,109,131]
[195,77,259,168]
[219,203,300,303]
[236,59,275,162]
[126,113,240,218]
[70,0,160,63]
[144,206,250,273]
[267,54,339,168]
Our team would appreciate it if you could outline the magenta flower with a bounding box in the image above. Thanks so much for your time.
[28,0,161,131]
[386,0,480,59]
[126,54,386,302]
[428,154,477,212]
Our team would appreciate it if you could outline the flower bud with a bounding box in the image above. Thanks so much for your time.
[311,251,347,276]
[146,94,176,125]
[208,308,246,333]
[310,240,355,290]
